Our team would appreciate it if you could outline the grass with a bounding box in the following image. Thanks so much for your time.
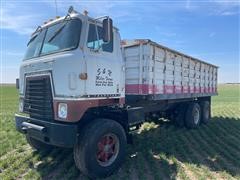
[0,84,240,180]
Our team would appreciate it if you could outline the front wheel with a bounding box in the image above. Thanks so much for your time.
[74,119,127,179]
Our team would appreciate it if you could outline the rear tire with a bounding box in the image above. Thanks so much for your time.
[185,102,201,129]
[74,119,127,179]
[200,101,211,124]
[26,135,53,152]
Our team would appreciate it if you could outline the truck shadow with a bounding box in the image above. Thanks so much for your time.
[129,116,240,179]
[35,116,240,179]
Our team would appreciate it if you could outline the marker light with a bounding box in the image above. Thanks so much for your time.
[58,103,68,119]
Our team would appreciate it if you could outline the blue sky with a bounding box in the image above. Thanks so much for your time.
[0,0,239,83]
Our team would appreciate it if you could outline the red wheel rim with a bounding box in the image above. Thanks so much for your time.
[96,133,119,167]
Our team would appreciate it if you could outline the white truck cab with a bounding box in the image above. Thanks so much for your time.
[18,8,125,122]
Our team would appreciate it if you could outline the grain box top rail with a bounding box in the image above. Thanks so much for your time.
[122,39,218,68]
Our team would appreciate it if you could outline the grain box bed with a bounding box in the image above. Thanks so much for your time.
[122,39,218,101]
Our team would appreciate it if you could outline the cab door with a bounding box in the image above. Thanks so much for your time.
[84,23,121,97]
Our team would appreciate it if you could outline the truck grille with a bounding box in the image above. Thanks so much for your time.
[24,76,54,120]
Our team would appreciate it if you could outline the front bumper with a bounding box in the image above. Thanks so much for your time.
[15,114,78,148]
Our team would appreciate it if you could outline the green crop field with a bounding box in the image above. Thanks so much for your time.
[0,84,240,180]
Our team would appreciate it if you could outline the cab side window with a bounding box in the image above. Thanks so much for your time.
[87,24,113,53]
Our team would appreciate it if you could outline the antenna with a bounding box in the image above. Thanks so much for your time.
[54,0,58,16]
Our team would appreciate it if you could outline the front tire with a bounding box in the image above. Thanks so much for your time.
[74,119,127,179]
[185,102,201,129]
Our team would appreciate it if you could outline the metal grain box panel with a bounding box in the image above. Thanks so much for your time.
[175,55,182,66]
[123,39,218,99]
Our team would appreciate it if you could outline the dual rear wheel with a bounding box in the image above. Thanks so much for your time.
[174,101,210,129]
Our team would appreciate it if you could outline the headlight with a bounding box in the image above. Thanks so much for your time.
[19,99,24,112]
[58,103,67,119]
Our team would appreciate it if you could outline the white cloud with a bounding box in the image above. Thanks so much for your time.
[176,0,239,16]
[0,50,23,57]
[159,31,177,37]
[211,0,240,7]
[185,0,198,11]
[209,0,240,16]
[45,1,133,18]
[185,0,191,9]
[0,4,42,35]
[220,11,239,16]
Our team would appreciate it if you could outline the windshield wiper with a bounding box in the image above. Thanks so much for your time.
[27,26,42,46]
[48,14,71,43]
[48,22,67,43]
[27,33,39,46]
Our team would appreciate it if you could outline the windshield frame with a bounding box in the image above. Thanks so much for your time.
[23,18,82,61]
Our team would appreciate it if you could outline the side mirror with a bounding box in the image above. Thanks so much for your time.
[103,18,113,43]
[16,78,19,89]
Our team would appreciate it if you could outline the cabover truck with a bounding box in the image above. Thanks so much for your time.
[15,7,218,179]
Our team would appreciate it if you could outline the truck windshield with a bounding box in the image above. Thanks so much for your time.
[24,19,82,60]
